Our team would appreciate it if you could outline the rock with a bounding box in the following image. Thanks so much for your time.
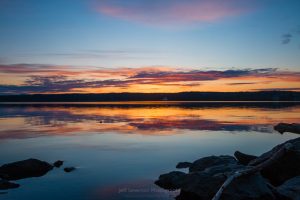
[179,171,226,200]
[64,167,76,173]
[155,161,275,200]
[0,159,53,180]
[155,171,186,190]
[274,123,300,134]
[221,173,276,200]
[276,176,300,200]
[0,179,20,190]
[155,129,300,200]
[234,151,257,165]
[249,137,300,186]
[176,162,192,169]
[189,155,237,172]
[53,160,64,168]
[179,172,275,200]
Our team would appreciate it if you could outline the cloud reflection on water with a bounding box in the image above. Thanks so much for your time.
[0,104,300,140]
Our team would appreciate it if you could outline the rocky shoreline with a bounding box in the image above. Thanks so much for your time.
[0,159,75,190]
[155,123,300,200]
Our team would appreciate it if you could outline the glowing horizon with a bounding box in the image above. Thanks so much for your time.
[0,64,300,94]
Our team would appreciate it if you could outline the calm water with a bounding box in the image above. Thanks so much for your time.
[0,102,300,200]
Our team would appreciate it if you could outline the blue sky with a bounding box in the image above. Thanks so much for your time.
[0,0,300,69]
[0,0,300,94]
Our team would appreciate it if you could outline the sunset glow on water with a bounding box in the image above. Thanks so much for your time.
[0,103,299,199]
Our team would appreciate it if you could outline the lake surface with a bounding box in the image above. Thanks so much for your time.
[0,102,300,200]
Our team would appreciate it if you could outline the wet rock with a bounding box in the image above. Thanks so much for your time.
[155,171,186,190]
[176,162,192,169]
[64,167,76,173]
[189,155,237,172]
[234,151,257,165]
[274,123,300,134]
[276,176,300,200]
[181,164,274,200]
[179,172,275,200]
[0,179,20,190]
[156,161,275,200]
[249,137,300,186]
[53,160,64,168]
[156,134,300,200]
[221,173,276,200]
[0,159,53,180]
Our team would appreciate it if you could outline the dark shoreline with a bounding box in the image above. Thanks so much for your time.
[1,91,300,102]
[0,101,300,109]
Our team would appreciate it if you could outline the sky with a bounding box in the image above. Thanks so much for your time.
[0,0,300,94]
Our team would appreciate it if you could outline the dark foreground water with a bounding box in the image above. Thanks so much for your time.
[0,102,299,200]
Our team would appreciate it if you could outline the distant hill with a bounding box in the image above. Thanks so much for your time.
[0,91,300,102]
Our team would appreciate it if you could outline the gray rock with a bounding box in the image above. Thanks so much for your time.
[176,162,192,169]
[0,179,20,190]
[221,173,275,200]
[156,132,300,200]
[0,159,53,180]
[155,161,275,200]
[274,123,300,134]
[155,171,186,190]
[234,151,257,165]
[276,176,300,200]
[249,137,300,186]
[189,155,237,172]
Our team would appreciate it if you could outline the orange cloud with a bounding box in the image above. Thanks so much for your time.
[0,64,300,94]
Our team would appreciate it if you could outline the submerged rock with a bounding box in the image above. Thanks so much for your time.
[53,160,64,168]
[234,151,257,165]
[274,123,300,134]
[0,158,53,181]
[0,179,20,190]
[64,167,76,173]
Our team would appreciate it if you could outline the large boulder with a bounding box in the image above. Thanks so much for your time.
[221,173,275,200]
[234,151,257,165]
[155,171,186,190]
[155,156,275,200]
[276,176,300,200]
[156,127,300,200]
[189,155,237,172]
[176,162,192,169]
[249,137,300,186]
[0,158,53,180]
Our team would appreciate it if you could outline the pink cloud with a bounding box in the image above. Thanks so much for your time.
[95,0,256,26]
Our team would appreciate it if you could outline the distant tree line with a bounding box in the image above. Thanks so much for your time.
[0,91,299,102]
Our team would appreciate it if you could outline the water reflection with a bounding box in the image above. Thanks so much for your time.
[0,103,300,140]
[0,103,300,200]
